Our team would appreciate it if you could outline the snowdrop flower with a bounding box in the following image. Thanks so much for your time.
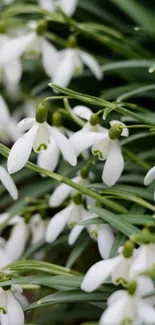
[53,47,103,88]
[7,104,77,174]
[5,219,29,261]
[129,243,155,277]
[38,0,77,16]
[0,287,24,325]
[0,35,22,93]
[49,168,89,207]
[81,241,135,292]
[0,166,18,200]
[46,194,87,243]
[70,112,129,186]
[0,21,59,80]
[144,166,155,200]
[100,277,155,325]
[86,213,115,259]
[0,96,20,143]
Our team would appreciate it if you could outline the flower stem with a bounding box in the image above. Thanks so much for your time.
[0,144,127,213]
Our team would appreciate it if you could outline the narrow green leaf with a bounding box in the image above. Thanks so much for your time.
[66,232,91,268]
[109,232,127,258]
[90,207,140,238]
[117,84,155,102]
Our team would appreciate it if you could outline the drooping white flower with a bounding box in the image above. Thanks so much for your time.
[86,213,115,259]
[0,166,18,200]
[100,276,155,325]
[7,115,77,174]
[0,96,20,143]
[0,287,24,325]
[81,247,134,292]
[38,0,77,16]
[0,23,59,80]
[49,174,88,207]
[5,220,29,261]
[129,243,155,277]
[70,109,128,186]
[144,166,155,200]
[0,35,22,93]
[46,202,88,243]
[53,48,103,88]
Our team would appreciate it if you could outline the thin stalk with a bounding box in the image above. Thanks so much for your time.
[0,144,127,213]
[122,148,151,171]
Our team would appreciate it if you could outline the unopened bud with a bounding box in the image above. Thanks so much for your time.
[36,103,47,123]
[127,280,137,295]
[89,114,100,126]
[80,166,89,179]
[52,111,62,127]
[36,20,47,35]
[108,123,123,140]
[68,34,77,48]
[72,193,83,205]
[122,240,134,258]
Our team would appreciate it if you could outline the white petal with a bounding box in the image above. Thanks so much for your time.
[61,0,77,16]
[42,39,59,78]
[136,276,154,297]
[37,136,59,172]
[13,293,29,309]
[79,50,103,80]
[17,118,35,132]
[112,257,131,283]
[129,245,154,277]
[107,290,127,306]
[33,123,49,153]
[49,176,79,207]
[110,120,129,137]
[100,295,133,325]
[53,49,76,88]
[29,214,46,245]
[97,225,115,259]
[72,105,92,120]
[144,166,155,185]
[69,130,105,156]
[49,126,77,166]
[3,58,22,85]
[102,140,124,186]
[38,0,55,11]
[5,222,29,261]
[7,124,38,174]
[7,291,24,325]
[0,247,11,268]
[92,135,110,161]
[0,33,36,66]
[137,300,155,323]
[0,96,11,124]
[45,204,73,242]
[0,166,18,200]
[81,257,120,292]
[68,225,85,245]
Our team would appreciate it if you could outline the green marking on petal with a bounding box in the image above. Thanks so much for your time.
[121,317,133,325]
[92,149,104,160]
[114,277,128,287]
[90,230,98,239]
[36,144,47,152]
[0,307,7,314]
[68,222,78,229]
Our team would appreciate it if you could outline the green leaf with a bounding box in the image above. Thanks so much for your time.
[25,289,111,311]
[90,207,140,238]
[116,84,155,102]
[0,275,83,289]
[7,260,80,276]
[66,232,91,268]
[80,215,155,226]
[109,232,127,258]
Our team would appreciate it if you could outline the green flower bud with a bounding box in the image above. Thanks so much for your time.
[68,34,77,48]
[0,22,6,34]
[122,240,134,258]
[72,193,83,205]
[89,114,100,126]
[36,20,47,36]
[80,166,89,179]
[108,123,123,140]
[36,103,47,123]
[52,111,62,127]
[127,280,137,295]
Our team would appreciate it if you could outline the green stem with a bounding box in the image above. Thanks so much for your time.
[117,105,155,125]
[63,99,84,127]
[0,144,127,213]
